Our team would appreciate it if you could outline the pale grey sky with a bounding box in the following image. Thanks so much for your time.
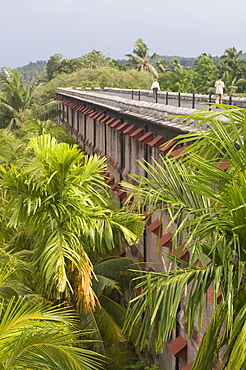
[1,0,246,68]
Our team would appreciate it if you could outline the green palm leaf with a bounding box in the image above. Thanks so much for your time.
[123,105,246,366]
[0,296,104,370]
[0,134,144,309]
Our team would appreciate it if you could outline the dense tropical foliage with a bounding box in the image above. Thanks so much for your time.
[0,69,57,129]
[0,261,105,370]
[0,71,150,369]
[0,165,105,370]
[1,134,143,306]
[2,39,246,369]
[122,105,246,370]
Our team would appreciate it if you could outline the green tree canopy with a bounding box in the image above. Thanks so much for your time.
[193,54,217,93]
[46,51,110,81]
[46,53,63,81]
[217,47,246,89]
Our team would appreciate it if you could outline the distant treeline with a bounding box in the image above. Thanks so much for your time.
[117,55,220,67]
[11,54,223,86]
[4,40,246,96]
[17,60,47,86]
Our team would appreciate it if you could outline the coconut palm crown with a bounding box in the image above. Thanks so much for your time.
[0,70,56,130]
[125,39,158,78]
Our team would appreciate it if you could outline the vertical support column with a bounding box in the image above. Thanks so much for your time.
[57,101,61,124]
[71,104,74,130]
[77,110,79,132]
[84,113,87,141]
[120,130,125,182]
[92,107,96,154]
[209,94,212,111]
[175,316,181,370]
[103,110,107,156]
[166,92,169,105]
[63,102,65,122]
[143,123,149,263]
[104,122,107,156]
[76,110,80,142]
[143,124,149,176]
[192,93,195,109]
[93,119,96,154]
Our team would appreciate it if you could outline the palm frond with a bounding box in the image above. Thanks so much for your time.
[122,105,246,364]
[0,296,105,370]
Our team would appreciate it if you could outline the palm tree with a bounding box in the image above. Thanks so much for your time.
[0,252,104,370]
[0,298,105,370]
[0,134,144,311]
[218,47,246,83]
[154,59,170,73]
[80,257,142,355]
[222,70,245,96]
[221,47,243,60]
[0,129,21,165]
[123,106,246,370]
[0,70,56,129]
[0,125,144,369]
[169,58,182,73]
[125,39,158,77]
[16,119,76,146]
[0,69,34,128]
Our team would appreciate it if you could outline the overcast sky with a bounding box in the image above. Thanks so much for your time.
[1,0,246,69]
